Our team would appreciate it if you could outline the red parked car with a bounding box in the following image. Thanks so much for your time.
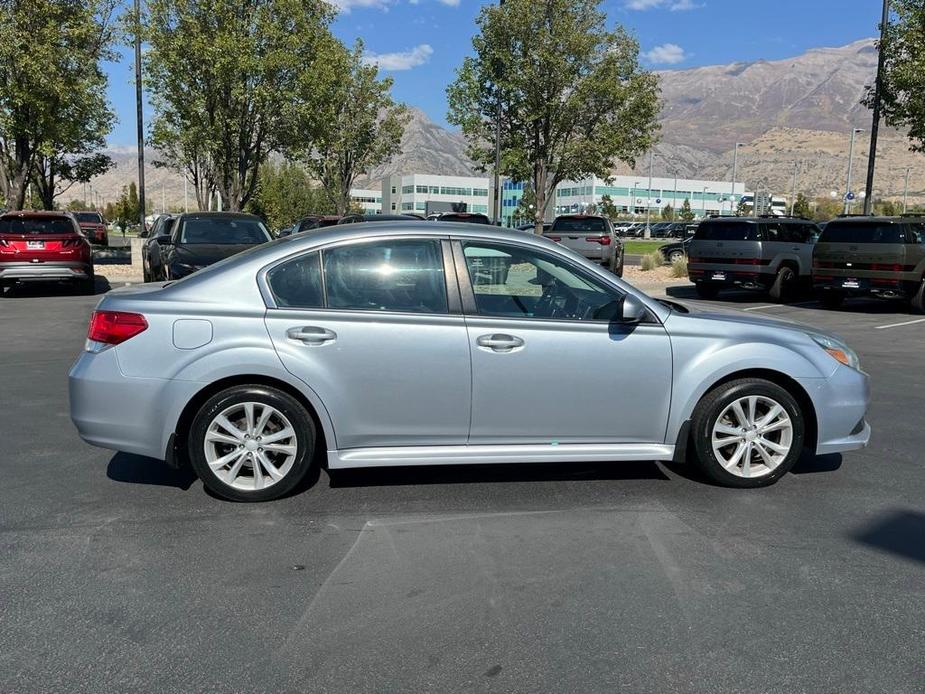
[0,211,94,294]
[73,210,108,245]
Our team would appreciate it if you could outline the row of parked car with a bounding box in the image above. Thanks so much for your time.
[684,215,925,313]
[615,221,699,238]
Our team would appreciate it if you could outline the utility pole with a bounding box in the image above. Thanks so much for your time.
[844,128,863,214]
[903,167,910,213]
[789,160,800,215]
[645,150,654,238]
[864,0,891,215]
[133,0,146,231]
[730,143,742,216]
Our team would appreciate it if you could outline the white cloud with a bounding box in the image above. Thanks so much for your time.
[625,0,702,10]
[329,0,391,12]
[642,43,687,65]
[362,44,434,71]
[437,0,461,5]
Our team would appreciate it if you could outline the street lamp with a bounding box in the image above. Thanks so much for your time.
[844,128,864,214]
[702,186,709,218]
[730,143,743,216]
[903,167,911,213]
[645,150,654,238]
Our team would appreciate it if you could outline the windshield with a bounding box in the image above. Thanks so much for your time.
[819,222,907,244]
[552,217,607,233]
[179,217,271,245]
[695,221,760,241]
[0,216,75,235]
[74,212,103,224]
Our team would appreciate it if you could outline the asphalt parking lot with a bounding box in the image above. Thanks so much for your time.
[1,276,922,694]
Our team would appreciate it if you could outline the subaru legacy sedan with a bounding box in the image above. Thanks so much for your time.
[69,223,870,501]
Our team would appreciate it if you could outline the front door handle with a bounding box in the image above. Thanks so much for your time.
[287,326,337,345]
[477,333,524,352]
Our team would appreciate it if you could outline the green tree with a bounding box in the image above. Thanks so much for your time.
[661,204,675,221]
[289,40,408,216]
[866,1,925,152]
[792,192,812,218]
[599,194,619,221]
[111,182,140,230]
[145,0,337,211]
[246,160,334,230]
[447,0,660,233]
[678,198,695,222]
[513,186,537,225]
[0,0,116,210]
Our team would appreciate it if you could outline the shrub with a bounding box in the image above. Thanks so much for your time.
[640,251,662,271]
[670,256,688,278]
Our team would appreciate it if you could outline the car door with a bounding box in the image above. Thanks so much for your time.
[454,239,673,444]
[262,236,472,450]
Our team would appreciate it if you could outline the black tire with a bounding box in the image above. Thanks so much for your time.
[695,283,720,299]
[768,265,797,302]
[819,292,845,310]
[188,385,316,502]
[911,280,925,314]
[77,270,96,295]
[691,378,805,488]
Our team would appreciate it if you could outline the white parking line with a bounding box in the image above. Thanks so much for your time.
[874,318,925,330]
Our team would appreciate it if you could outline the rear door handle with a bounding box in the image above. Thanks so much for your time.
[287,326,337,345]
[477,333,524,352]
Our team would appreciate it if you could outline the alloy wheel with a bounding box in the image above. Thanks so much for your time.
[711,395,793,478]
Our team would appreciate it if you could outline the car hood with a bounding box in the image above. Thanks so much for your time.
[171,243,257,266]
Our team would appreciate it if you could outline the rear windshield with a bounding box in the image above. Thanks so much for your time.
[0,216,75,235]
[178,217,271,245]
[74,212,103,224]
[819,222,907,244]
[695,221,759,241]
[552,217,607,233]
[440,214,490,224]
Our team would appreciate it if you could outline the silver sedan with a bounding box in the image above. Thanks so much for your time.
[69,222,870,501]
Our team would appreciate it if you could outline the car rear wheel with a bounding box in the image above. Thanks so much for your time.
[668,250,684,264]
[911,280,925,314]
[695,284,720,299]
[188,385,316,501]
[76,271,95,295]
[691,378,804,488]
[769,265,796,302]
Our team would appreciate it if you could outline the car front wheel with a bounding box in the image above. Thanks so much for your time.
[188,385,316,501]
[690,378,804,488]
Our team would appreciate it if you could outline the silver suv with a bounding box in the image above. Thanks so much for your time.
[69,222,869,501]
[544,214,624,275]
[688,217,820,301]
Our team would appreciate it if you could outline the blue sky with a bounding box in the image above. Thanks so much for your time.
[104,0,884,146]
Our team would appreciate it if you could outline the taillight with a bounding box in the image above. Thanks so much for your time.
[586,236,611,245]
[871,263,902,272]
[734,258,760,265]
[87,311,148,346]
[688,257,702,264]
[814,260,833,268]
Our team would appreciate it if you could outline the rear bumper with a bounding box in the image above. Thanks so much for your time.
[0,261,92,282]
[796,366,871,455]
[813,276,913,298]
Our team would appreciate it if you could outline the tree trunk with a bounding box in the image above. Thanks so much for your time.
[533,161,548,235]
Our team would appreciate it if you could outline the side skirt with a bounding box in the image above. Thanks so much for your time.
[328,443,676,470]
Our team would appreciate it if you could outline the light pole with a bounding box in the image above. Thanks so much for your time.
[133,0,146,231]
[844,128,863,214]
[645,150,654,238]
[730,143,743,216]
[789,160,801,216]
[701,186,709,218]
[903,167,910,213]
[864,0,891,215]
[491,0,505,226]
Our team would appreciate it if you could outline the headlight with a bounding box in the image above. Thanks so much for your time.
[809,333,860,370]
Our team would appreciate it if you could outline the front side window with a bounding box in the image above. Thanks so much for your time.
[324,239,447,313]
[267,252,323,308]
[462,242,623,321]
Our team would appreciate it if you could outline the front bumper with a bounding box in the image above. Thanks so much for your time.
[0,261,92,282]
[796,365,871,455]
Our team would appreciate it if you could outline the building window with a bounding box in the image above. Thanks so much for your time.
[415,202,426,211]
[472,188,489,197]
[391,186,396,195]
[402,185,414,194]
[440,186,473,196]
[401,202,414,211]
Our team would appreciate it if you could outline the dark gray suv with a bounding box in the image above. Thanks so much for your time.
[688,217,820,301]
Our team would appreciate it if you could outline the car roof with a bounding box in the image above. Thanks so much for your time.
[554,214,606,220]
[827,216,924,224]
[176,211,262,221]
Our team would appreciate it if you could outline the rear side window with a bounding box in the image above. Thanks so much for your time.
[323,239,447,313]
[907,223,925,243]
[74,212,103,224]
[695,221,759,241]
[267,252,323,308]
[819,222,907,244]
[551,217,608,233]
[0,216,75,235]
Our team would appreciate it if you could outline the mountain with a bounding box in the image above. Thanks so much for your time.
[60,40,923,209]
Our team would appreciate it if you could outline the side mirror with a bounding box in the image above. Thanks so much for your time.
[619,294,648,324]
[154,234,172,245]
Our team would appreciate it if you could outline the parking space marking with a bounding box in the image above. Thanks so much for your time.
[874,318,925,330]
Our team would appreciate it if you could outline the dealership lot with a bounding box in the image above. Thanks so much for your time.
[0,278,922,693]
